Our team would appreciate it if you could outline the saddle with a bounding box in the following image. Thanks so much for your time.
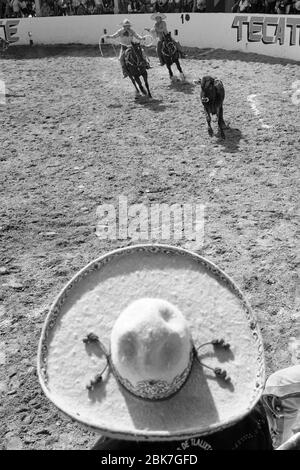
[124,45,149,70]
[161,35,178,57]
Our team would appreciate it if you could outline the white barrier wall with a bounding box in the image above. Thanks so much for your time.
[0,14,300,61]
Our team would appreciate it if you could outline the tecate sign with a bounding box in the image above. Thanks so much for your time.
[232,16,300,46]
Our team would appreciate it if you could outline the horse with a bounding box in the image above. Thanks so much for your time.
[161,33,185,82]
[124,42,152,98]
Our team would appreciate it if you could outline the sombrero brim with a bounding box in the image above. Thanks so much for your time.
[38,244,265,441]
[151,12,167,20]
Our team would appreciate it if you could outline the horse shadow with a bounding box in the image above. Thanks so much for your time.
[217,125,243,153]
[168,79,195,95]
[135,96,167,113]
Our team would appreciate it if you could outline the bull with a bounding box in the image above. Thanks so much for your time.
[194,76,226,140]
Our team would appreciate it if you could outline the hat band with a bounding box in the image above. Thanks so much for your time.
[110,349,194,400]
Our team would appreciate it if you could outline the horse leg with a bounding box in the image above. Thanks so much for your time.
[135,75,147,96]
[175,60,185,81]
[167,64,175,82]
[218,105,226,139]
[129,75,140,96]
[143,73,152,99]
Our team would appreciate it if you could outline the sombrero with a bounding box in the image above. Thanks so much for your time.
[120,18,132,27]
[38,244,265,441]
[151,12,167,20]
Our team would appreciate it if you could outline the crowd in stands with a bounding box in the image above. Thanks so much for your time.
[0,0,205,17]
[0,0,36,17]
[232,0,300,14]
[0,0,299,17]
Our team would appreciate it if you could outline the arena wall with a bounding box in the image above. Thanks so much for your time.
[1,13,299,62]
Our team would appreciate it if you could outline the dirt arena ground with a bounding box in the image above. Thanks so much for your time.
[0,44,299,449]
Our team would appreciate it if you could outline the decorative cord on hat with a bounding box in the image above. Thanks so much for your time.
[195,339,232,382]
[82,333,232,393]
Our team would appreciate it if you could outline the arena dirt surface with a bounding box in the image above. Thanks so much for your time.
[0,44,299,450]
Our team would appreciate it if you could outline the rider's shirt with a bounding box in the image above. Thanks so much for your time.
[109,28,143,47]
[150,21,168,41]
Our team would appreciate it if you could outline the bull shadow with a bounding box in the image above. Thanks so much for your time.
[217,125,243,154]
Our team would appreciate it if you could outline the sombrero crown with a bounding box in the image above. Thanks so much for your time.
[38,245,265,441]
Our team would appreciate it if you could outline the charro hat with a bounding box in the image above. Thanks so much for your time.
[120,18,132,26]
[151,12,167,20]
[38,244,265,441]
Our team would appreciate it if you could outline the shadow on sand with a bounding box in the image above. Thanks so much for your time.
[168,79,195,95]
[3,46,298,66]
[217,125,243,153]
[134,96,167,113]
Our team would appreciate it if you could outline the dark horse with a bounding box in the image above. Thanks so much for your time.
[124,42,152,98]
[161,33,185,82]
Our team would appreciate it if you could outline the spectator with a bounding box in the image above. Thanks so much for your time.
[265,0,277,12]
[72,0,80,13]
[129,0,141,12]
[173,0,182,11]
[156,0,169,12]
[0,0,6,17]
[11,0,21,17]
[182,0,194,10]
[232,0,251,12]
[293,0,300,12]
[166,0,175,12]
[101,0,114,13]
[249,0,265,12]
[40,0,52,15]
[19,0,28,15]
[194,0,206,11]
[148,0,155,11]
[117,0,128,13]
[275,0,293,13]
[26,0,35,15]
[139,1,148,13]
